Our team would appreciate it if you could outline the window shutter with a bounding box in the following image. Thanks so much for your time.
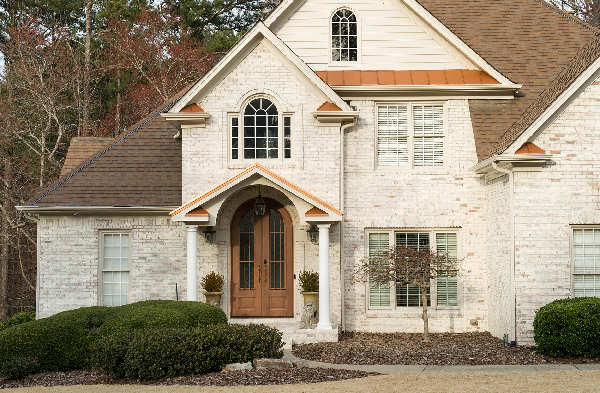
[377,105,409,166]
[369,233,390,307]
[413,105,443,166]
[436,233,458,307]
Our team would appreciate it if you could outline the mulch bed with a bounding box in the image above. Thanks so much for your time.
[293,331,600,366]
[0,368,377,389]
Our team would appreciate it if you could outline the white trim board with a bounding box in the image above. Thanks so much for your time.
[504,55,600,155]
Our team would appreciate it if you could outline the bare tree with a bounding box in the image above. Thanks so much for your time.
[548,0,600,27]
[355,246,460,342]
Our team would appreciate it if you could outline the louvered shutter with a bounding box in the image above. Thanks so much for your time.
[413,105,443,167]
[573,229,600,297]
[436,233,458,307]
[377,105,409,166]
[369,233,390,307]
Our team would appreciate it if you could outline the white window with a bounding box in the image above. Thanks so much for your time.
[100,232,130,306]
[572,228,600,297]
[377,104,444,168]
[231,97,292,162]
[367,229,459,310]
[331,8,358,62]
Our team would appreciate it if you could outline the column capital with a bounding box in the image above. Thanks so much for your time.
[186,225,198,232]
[317,223,331,229]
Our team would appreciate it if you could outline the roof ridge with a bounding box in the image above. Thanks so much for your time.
[532,0,599,34]
[29,98,182,206]
[490,34,600,157]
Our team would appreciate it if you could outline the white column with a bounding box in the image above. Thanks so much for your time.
[317,223,332,329]
[186,225,198,301]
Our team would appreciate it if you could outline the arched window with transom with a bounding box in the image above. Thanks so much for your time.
[230,97,292,162]
[331,9,358,62]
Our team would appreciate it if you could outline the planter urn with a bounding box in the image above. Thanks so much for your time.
[300,291,319,325]
[203,291,224,305]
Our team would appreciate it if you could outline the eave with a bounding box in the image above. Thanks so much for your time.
[470,153,554,176]
[331,84,522,100]
[160,112,211,128]
[15,206,177,215]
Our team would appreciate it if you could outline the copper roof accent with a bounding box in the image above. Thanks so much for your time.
[315,69,499,86]
[179,103,205,113]
[60,137,114,178]
[171,163,343,217]
[416,0,597,161]
[514,142,547,155]
[317,102,342,111]
[305,207,329,216]
[185,206,209,216]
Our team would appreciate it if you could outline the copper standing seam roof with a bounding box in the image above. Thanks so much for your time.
[315,70,499,86]
[417,0,598,161]
[515,142,547,155]
[171,163,344,217]
[317,102,343,111]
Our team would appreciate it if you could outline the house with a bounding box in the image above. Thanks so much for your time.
[18,0,600,346]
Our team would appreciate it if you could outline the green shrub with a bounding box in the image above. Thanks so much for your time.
[0,300,227,376]
[0,306,116,373]
[298,270,319,292]
[98,300,227,335]
[534,297,600,357]
[91,324,283,380]
[0,357,39,379]
[0,311,36,332]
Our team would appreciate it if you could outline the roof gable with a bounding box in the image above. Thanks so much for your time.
[169,23,352,113]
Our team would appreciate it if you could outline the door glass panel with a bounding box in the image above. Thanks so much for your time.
[239,209,254,289]
[270,209,285,290]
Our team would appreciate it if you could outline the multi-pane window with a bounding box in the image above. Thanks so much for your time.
[331,9,357,62]
[573,228,600,297]
[377,104,444,168]
[367,230,459,310]
[231,98,292,162]
[101,233,130,306]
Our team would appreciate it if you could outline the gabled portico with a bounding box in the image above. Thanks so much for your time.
[170,163,342,330]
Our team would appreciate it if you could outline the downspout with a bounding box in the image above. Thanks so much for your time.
[340,118,357,332]
[491,161,516,345]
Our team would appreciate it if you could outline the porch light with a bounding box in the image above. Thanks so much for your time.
[203,226,216,243]
[254,186,266,216]
[307,225,319,244]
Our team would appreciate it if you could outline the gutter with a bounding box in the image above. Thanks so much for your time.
[15,206,177,214]
[339,117,357,333]
[491,162,517,346]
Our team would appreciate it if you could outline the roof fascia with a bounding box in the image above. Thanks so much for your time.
[264,0,305,32]
[400,0,514,86]
[170,23,351,113]
[16,206,176,215]
[503,54,600,155]
[470,154,554,174]
[332,84,521,99]
[171,166,343,221]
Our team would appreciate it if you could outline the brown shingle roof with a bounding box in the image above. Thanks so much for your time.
[417,0,598,161]
[60,137,114,178]
[28,114,182,207]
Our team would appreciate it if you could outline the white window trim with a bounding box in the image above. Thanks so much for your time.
[365,228,462,313]
[98,230,132,306]
[375,102,448,171]
[228,95,294,165]
[329,7,361,66]
[570,225,600,298]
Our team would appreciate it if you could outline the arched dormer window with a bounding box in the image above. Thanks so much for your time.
[331,9,357,62]
[230,97,292,161]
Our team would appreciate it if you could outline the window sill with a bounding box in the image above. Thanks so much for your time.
[366,309,462,319]
[227,162,296,170]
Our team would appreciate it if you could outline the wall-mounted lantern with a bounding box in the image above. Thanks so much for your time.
[306,225,319,244]
[203,226,216,243]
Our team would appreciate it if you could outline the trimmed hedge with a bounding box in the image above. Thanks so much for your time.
[91,324,284,380]
[0,357,39,379]
[534,297,600,357]
[98,300,227,336]
[0,311,36,332]
[0,300,227,374]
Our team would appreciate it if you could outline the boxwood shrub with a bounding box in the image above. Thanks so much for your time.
[0,300,228,375]
[91,324,283,380]
[534,297,600,357]
[0,311,36,332]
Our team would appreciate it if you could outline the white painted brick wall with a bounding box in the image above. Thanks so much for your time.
[510,78,600,345]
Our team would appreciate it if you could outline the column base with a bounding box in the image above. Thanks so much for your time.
[316,322,333,330]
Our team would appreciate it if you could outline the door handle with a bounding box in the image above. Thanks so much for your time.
[257,266,260,283]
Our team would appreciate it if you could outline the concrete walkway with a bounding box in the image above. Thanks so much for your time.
[283,350,600,374]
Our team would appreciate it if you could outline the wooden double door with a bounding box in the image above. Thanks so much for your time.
[230,198,293,317]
